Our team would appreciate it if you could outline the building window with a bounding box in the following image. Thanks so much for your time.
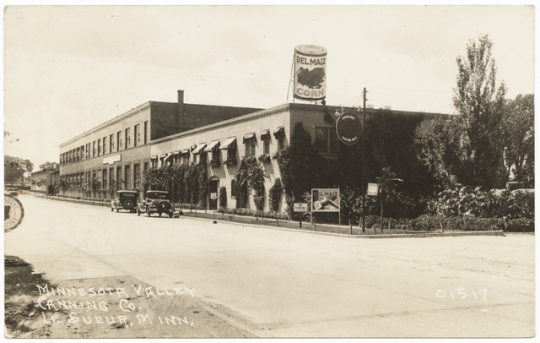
[117,132,122,151]
[125,128,130,149]
[243,133,256,157]
[103,168,108,190]
[116,166,122,189]
[315,127,339,154]
[134,124,140,147]
[98,139,102,156]
[263,138,270,155]
[93,141,96,157]
[144,121,148,145]
[151,159,157,168]
[110,134,114,152]
[144,161,149,172]
[134,163,140,189]
[103,137,107,155]
[231,179,237,198]
[124,165,131,189]
[86,143,90,159]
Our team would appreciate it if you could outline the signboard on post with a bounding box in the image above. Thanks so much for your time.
[311,188,340,212]
[367,183,379,197]
[210,193,217,200]
[294,203,308,212]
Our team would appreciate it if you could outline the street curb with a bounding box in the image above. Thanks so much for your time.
[182,214,505,239]
[30,193,506,239]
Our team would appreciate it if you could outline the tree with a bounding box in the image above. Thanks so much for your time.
[502,94,534,186]
[39,162,58,170]
[452,34,507,188]
[4,155,33,184]
[375,167,402,232]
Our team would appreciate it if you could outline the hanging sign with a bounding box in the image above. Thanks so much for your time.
[336,112,361,145]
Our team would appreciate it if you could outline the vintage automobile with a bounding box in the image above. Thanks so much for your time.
[137,190,175,218]
[110,190,139,213]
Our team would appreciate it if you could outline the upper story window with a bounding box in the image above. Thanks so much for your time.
[103,137,107,155]
[144,121,148,145]
[243,133,256,157]
[133,125,139,147]
[261,130,271,155]
[192,143,207,164]
[117,131,122,151]
[125,128,131,149]
[273,127,285,151]
[220,137,237,165]
[98,139,102,156]
[315,127,339,154]
[93,141,97,157]
[110,134,114,152]
[205,140,221,167]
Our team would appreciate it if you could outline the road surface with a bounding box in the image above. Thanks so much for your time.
[5,195,535,337]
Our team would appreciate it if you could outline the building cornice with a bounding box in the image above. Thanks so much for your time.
[59,102,152,148]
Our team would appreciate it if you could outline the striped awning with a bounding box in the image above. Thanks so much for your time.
[150,155,158,160]
[273,126,285,138]
[164,153,173,161]
[160,153,168,158]
[243,133,255,143]
[219,137,237,150]
[192,143,207,154]
[261,129,270,140]
[173,150,180,155]
[204,140,221,152]
[181,149,190,154]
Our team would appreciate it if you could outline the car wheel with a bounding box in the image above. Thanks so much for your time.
[123,199,134,210]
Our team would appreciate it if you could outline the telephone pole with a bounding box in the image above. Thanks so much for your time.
[362,87,367,233]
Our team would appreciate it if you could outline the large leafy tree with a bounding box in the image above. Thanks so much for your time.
[452,34,507,188]
[4,155,34,184]
[502,94,534,186]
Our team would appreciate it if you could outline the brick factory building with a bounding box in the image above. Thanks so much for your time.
[58,90,262,199]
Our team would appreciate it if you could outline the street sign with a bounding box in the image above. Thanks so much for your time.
[210,193,217,200]
[294,203,308,212]
[336,112,361,145]
[367,183,379,196]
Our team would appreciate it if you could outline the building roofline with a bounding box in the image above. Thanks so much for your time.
[59,101,152,148]
[151,102,448,145]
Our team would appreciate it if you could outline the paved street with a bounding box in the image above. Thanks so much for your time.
[5,195,534,337]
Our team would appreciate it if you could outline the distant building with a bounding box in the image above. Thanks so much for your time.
[30,163,59,195]
[58,90,262,199]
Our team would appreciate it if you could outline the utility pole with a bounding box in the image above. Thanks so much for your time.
[362,88,367,233]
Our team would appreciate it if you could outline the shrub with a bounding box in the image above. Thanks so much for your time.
[268,178,283,212]
[219,186,227,209]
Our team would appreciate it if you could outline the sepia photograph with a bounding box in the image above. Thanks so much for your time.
[3,2,535,339]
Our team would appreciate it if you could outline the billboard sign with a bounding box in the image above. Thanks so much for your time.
[311,188,340,212]
[294,45,327,101]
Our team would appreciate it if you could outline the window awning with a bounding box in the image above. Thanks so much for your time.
[164,153,173,161]
[261,130,270,141]
[243,133,255,143]
[192,143,207,154]
[219,137,237,150]
[190,144,197,151]
[181,149,190,154]
[151,155,158,160]
[273,127,285,138]
[160,153,168,158]
[173,150,180,155]
[204,140,220,152]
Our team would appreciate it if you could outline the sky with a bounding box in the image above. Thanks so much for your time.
[2,2,536,170]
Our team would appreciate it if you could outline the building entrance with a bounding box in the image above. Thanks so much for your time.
[208,177,219,210]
